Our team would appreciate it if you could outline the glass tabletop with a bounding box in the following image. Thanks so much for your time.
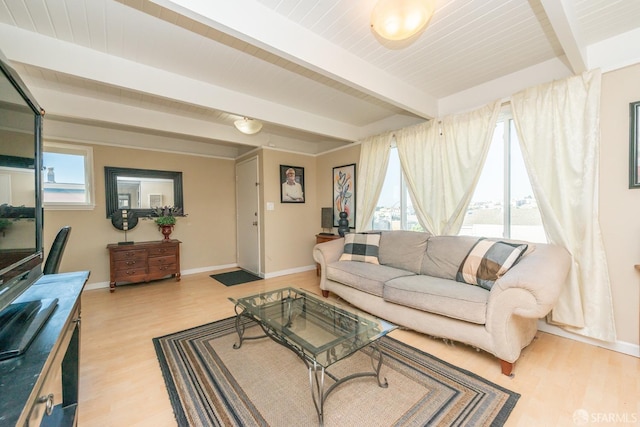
[229,287,396,367]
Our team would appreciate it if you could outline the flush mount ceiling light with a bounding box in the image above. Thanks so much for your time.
[371,0,434,41]
[234,117,263,135]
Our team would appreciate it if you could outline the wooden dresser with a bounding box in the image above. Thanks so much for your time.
[107,240,181,292]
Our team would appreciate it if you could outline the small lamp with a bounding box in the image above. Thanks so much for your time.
[371,0,434,41]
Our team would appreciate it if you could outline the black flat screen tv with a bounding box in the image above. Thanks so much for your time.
[0,48,47,359]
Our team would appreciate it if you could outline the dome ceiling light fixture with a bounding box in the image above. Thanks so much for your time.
[234,117,263,135]
[370,0,434,42]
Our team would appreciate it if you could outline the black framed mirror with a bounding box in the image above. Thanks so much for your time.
[104,167,184,218]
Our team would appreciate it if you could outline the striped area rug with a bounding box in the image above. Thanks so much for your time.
[153,317,519,426]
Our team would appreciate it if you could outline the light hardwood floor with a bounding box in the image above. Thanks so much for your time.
[77,270,639,426]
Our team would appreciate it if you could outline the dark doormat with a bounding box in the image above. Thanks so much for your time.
[209,269,262,287]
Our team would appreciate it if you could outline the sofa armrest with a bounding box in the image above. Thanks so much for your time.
[313,238,344,289]
[488,243,571,319]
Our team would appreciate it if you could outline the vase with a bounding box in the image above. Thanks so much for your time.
[337,211,349,237]
[160,225,174,241]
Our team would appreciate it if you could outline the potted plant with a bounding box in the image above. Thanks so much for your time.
[151,206,185,240]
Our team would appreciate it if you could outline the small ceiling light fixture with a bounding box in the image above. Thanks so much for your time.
[371,0,434,41]
[234,117,263,135]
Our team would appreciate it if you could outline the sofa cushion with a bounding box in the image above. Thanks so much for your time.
[378,230,431,274]
[327,261,415,297]
[383,275,489,324]
[421,235,481,279]
[339,233,381,264]
[456,239,528,290]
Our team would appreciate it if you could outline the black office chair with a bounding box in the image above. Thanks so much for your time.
[43,226,71,275]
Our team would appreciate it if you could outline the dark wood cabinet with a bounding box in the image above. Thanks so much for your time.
[107,240,181,292]
[0,271,90,426]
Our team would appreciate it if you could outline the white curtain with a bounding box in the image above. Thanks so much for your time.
[396,101,500,235]
[355,131,393,231]
[511,69,616,342]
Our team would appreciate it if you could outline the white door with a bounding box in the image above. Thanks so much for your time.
[236,157,261,275]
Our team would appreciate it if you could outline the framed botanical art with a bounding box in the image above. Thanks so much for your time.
[332,163,356,228]
[630,100,640,188]
[280,165,305,203]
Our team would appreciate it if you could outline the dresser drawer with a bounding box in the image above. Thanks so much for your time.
[113,267,147,282]
[148,246,177,257]
[149,263,177,276]
[112,249,147,262]
[115,259,144,270]
[149,255,176,267]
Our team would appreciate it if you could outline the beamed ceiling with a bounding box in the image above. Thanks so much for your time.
[1,0,639,158]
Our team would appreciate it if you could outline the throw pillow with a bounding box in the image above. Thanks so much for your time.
[339,233,381,264]
[456,238,528,290]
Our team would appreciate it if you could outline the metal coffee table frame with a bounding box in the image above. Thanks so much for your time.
[230,287,396,425]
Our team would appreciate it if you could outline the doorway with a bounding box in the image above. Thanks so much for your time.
[236,157,261,275]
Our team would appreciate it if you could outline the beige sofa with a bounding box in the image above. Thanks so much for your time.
[312,230,571,375]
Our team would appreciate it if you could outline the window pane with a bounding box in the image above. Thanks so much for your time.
[509,121,546,242]
[373,148,401,230]
[43,144,93,207]
[461,121,505,238]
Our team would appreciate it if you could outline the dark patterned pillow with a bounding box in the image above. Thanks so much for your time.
[456,238,528,290]
[339,233,381,264]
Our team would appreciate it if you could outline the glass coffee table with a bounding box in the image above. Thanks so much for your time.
[229,287,396,425]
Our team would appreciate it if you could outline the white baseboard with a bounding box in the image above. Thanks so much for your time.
[262,265,316,279]
[537,320,639,358]
[83,263,239,291]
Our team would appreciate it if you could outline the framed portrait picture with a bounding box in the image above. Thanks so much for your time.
[280,165,305,203]
[333,163,356,228]
[630,100,640,188]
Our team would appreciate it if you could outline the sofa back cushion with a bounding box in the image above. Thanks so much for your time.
[421,235,480,279]
[378,230,431,274]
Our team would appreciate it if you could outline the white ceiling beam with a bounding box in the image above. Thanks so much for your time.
[539,0,587,74]
[33,88,261,147]
[150,0,439,119]
[36,87,331,156]
[588,27,640,72]
[45,119,242,159]
[0,24,361,142]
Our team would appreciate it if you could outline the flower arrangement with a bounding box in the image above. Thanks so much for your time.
[150,206,185,226]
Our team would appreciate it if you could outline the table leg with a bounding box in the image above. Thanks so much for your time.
[307,342,388,425]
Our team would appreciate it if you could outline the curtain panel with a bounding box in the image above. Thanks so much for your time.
[355,132,393,231]
[396,101,500,235]
[511,69,616,342]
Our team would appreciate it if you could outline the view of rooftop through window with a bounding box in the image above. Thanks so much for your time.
[42,144,93,206]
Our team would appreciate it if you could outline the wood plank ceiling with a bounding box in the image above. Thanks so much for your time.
[0,0,639,158]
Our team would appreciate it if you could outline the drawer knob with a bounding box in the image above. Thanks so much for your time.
[37,393,54,416]
[126,261,136,265]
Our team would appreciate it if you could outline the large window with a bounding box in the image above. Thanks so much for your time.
[461,116,546,242]
[371,114,545,242]
[43,142,94,209]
